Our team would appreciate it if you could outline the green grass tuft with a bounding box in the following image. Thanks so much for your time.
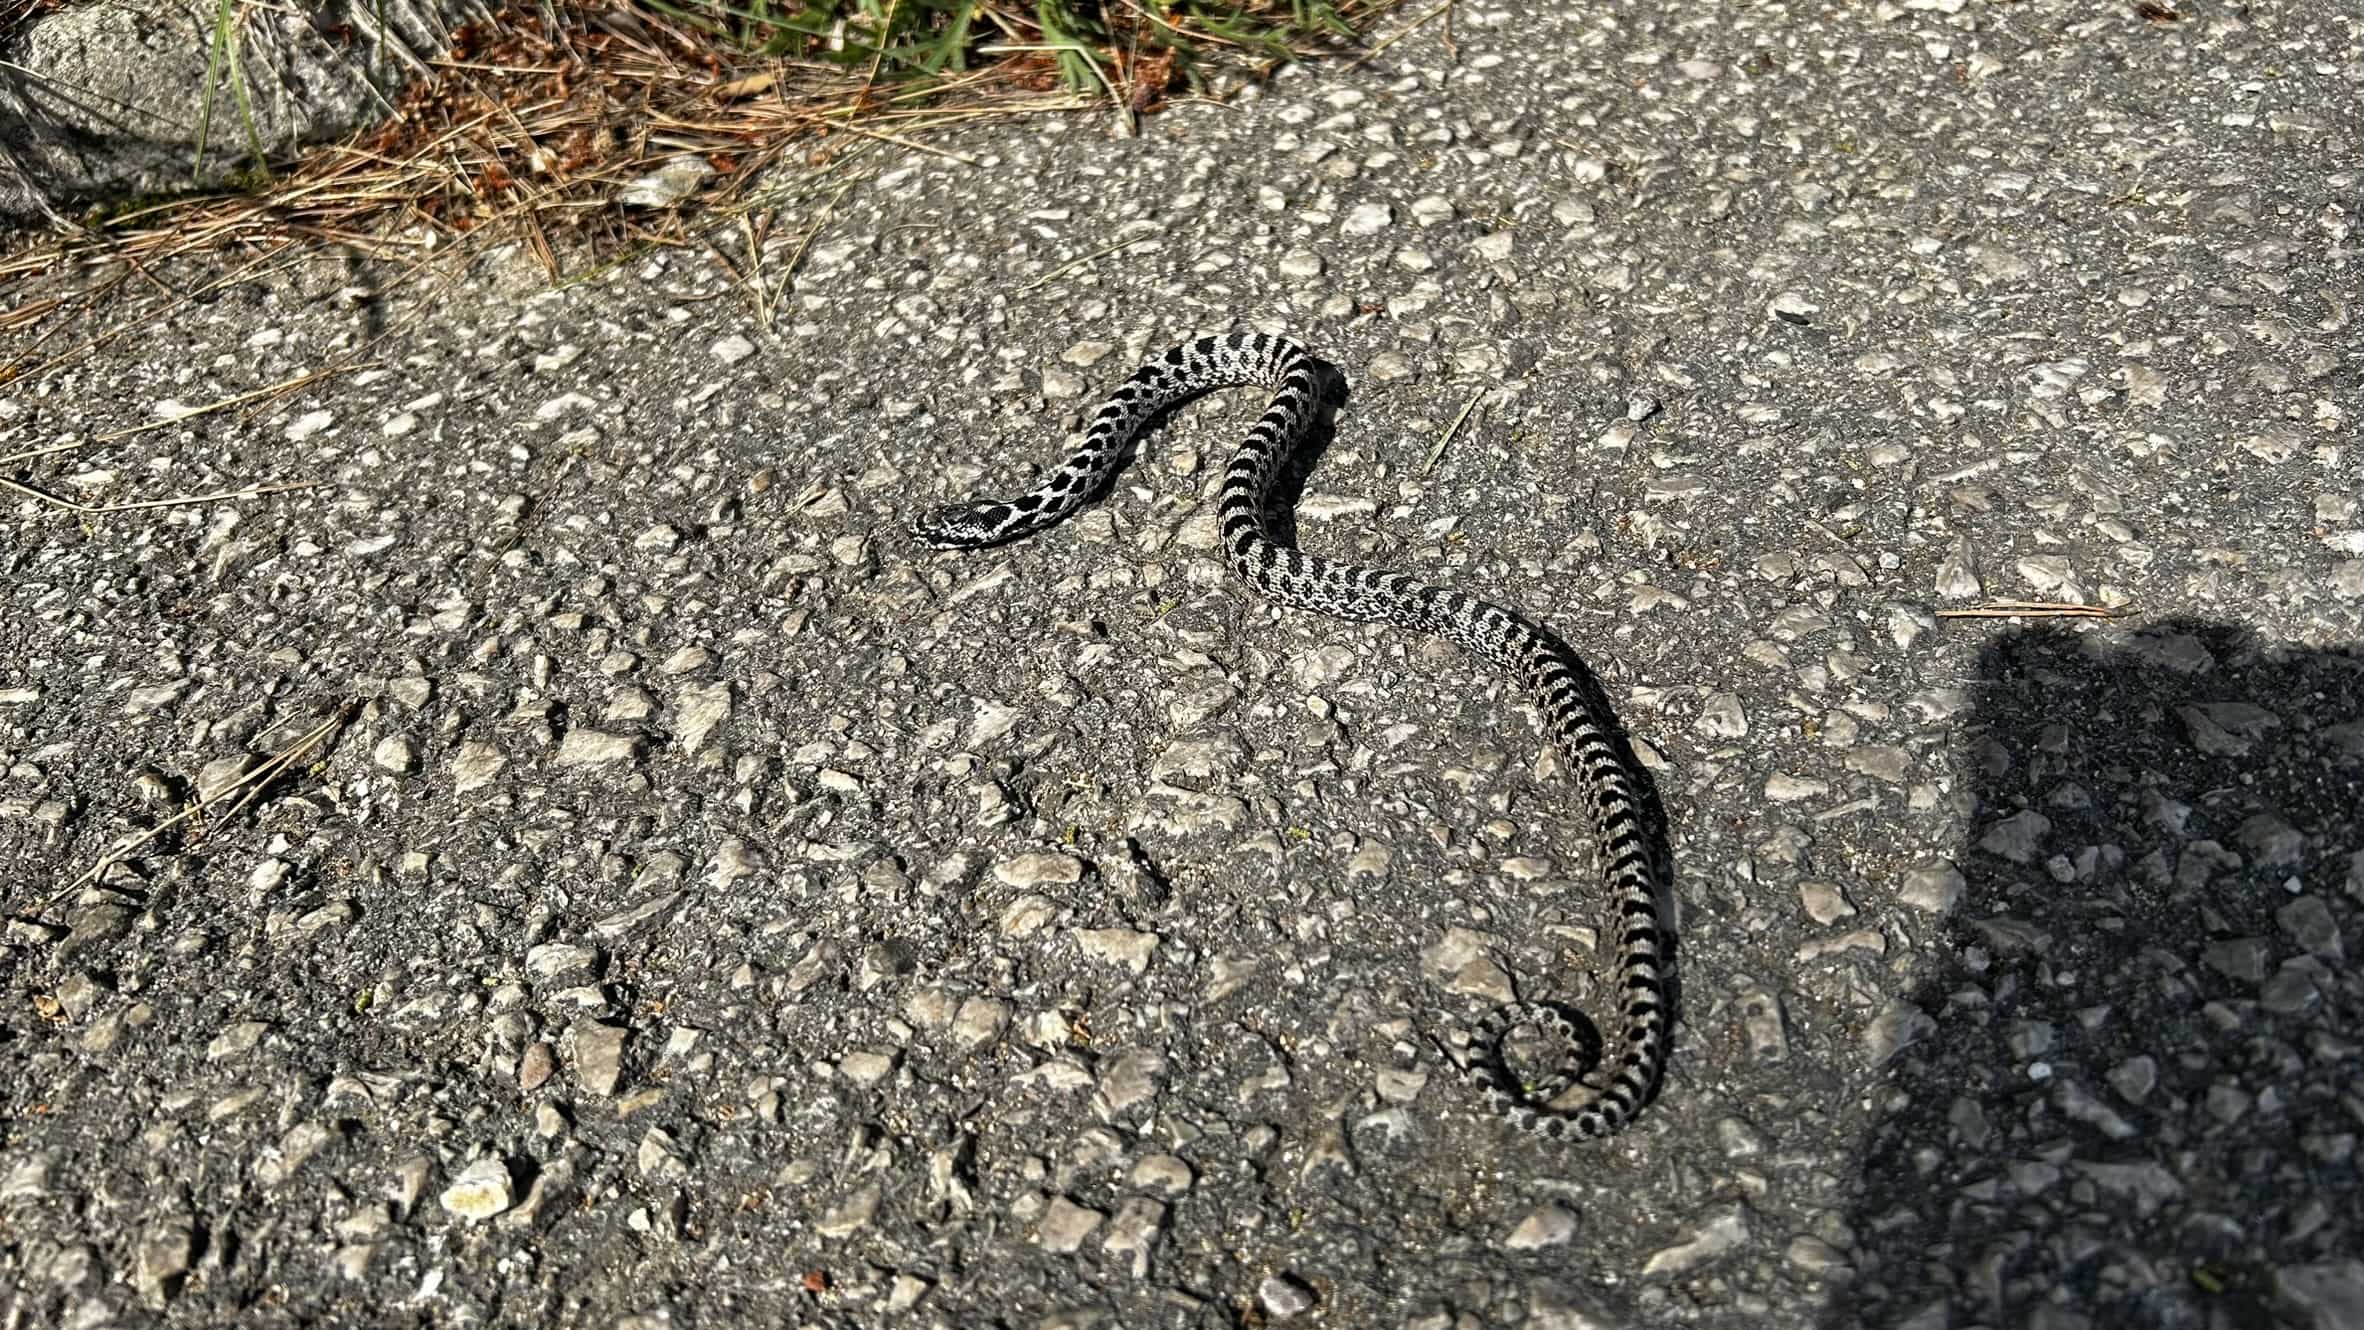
[641,0,1379,95]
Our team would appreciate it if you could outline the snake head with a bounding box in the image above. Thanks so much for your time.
[910,500,1014,549]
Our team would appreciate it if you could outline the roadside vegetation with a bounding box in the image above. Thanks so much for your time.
[0,0,1410,369]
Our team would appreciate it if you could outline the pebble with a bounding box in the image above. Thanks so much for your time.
[1978,810,2051,863]
[617,156,713,207]
[1642,1206,1749,1276]
[1100,1198,1168,1277]
[556,728,640,767]
[818,1184,881,1239]
[573,1021,628,1095]
[440,1156,516,1221]
[1862,1000,1934,1066]
[673,681,733,756]
[1258,1272,1318,1319]
[1073,927,1159,973]
[2202,937,2272,983]
[206,1021,270,1062]
[133,1218,195,1304]
[1695,692,1748,737]
[368,732,416,774]
[519,1042,555,1091]
[2274,1261,2364,1329]
[1503,1204,1578,1250]
[1096,1049,1165,1114]
[285,409,335,441]
[1035,1196,1104,1253]
[999,894,1059,937]
[451,742,506,793]
[1798,881,1855,924]
[1898,862,1964,913]
[1737,987,1790,1064]
[994,852,1085,888]
[952,996,1011,1048]
[1341,202,1392,236]
[1764,774,1828,802]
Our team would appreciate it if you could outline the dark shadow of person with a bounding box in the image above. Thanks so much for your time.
[1827,618,2364,1329]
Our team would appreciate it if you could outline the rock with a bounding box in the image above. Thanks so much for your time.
[256,1121,337,1186]
[371,735,417,773]
[573,1021,628,1095]
[1642,1206,1749,1277]
[206,1021,271,1061]
[673,681,733,756]
[132,1217,195,1305]
[999,894,1060,937]
[1095,1049,1165,1115]
[952,996,1010,1048]
[1100,1197,1168,1277]
[618,155,714,208]
[817,1184,880,1239]
[1505,1204,1578,1250]
[0,0,474,220]
[1035,1195,1103,1253]
[1862,1000,1934,1066]
[1977,810,2051,863]
[1898,862,1964,913]
[2277,897,2343,958]
[2275,1260,2364,1330]
[1072,927,1158,974]
[451,741,507,793]
[1258,1272,1318,1319]
[993,852,1085,887]
[556,728,640,767]
[440,1156,516,1221]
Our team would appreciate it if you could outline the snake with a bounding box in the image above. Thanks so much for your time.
[912,332,1668,1141]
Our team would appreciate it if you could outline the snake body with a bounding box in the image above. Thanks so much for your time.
[913,332,1667,1141]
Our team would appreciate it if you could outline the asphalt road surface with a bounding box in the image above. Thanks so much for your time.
[3,2,2360,1327]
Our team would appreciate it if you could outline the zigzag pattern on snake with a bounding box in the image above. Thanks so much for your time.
[912,331,1668,1141]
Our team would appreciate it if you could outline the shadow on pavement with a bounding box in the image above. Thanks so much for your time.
[1829,619,2364,1329]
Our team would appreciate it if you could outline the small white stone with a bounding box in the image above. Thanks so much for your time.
[452,742,506,794]
[1035,1196,1104,1253]
[535,392,597,421]
[371,735,417,774]
[1504,1203,1578,1250]
[555,729,639,768]
[994,852,1084,887]
[617,156,713,208]
[440,1157,515,1221]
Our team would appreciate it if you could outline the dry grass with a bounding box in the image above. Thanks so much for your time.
[0,0,1399,382]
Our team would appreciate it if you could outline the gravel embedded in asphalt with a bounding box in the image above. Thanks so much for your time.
[3,2,2361,1327]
